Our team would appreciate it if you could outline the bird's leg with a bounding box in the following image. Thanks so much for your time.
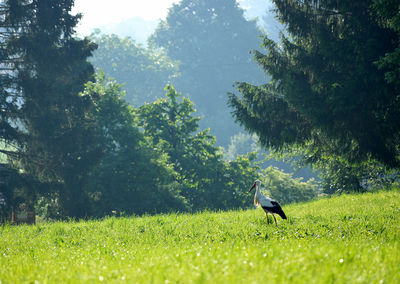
[265,212,270,225]
[272,214,278,226]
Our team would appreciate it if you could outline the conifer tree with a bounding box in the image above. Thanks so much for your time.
[229,0,400,169]
[1,0,100,217]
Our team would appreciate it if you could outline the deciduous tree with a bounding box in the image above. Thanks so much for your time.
[83,75,187,217]
[137,85,259,210]
[150,0,265,145]
[89,31,179,107]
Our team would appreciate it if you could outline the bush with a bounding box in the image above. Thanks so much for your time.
[259,166,318,205]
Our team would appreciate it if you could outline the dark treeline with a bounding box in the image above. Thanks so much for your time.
[0,0,317,220]
[88,0,316,181]
[1,0,399,221]
[229,0,400,192]
[90,0,267,147]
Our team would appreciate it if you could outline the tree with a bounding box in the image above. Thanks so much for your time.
[373,0,400,97]
[223,133,259,162]
[89,31,179,107]
[149,0,266,146]
[223,132,317,181]
[0,0,28,203]
[229,0,400,170]
[137,85,258,211]
[223,152,261,209]
[83,74,187,217]
[302,146,398,193]
[1,0,101,218]
[260,166,317,205]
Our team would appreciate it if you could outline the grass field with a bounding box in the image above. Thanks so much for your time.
[1,189,399,283]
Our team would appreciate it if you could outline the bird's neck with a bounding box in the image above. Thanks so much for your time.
[254,185,261,206]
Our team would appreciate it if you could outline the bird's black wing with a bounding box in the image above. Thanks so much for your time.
[270,201,287,219]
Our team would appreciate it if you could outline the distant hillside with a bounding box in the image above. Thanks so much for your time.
[96,17,159,45]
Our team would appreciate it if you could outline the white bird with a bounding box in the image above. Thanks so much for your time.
[248,180,287,225]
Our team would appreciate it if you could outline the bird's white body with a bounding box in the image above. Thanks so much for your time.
[248,180,287,225]
[253,185,275,208]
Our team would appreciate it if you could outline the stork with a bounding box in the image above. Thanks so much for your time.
[248,180,287,225]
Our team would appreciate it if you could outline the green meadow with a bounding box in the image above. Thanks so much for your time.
[1,189,399,283]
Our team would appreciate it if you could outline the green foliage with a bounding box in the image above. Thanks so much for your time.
[89,31,179,106]
[0,190,399,282]
[0,1,319,219]
[137,85,259,211]
[80,74,188,217]
[223,152,261,208]
[149,0,265,145]
[270,138,399,193]
[373,0,400,87]
[229,0,400,170]
[223,133,259,161]
[311,152,399,194]
[229,83,312,149]
[0,0,37,210]
[259,166,318,205]
[224,132,318,182]
[0,0,100,218]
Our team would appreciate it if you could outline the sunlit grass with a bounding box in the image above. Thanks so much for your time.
[1,189,399,283]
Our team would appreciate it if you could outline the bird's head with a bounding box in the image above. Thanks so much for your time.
[248,180,261,192]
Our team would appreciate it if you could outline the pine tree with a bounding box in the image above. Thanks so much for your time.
[229,0,400,169]
[1,0,100,218]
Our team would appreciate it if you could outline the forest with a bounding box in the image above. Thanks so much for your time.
[1,0,399,221]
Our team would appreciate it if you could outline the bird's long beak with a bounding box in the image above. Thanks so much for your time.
[248,182,256,193]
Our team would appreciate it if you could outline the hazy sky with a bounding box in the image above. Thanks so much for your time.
[72,0,262,37]
[72,0,181,36]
